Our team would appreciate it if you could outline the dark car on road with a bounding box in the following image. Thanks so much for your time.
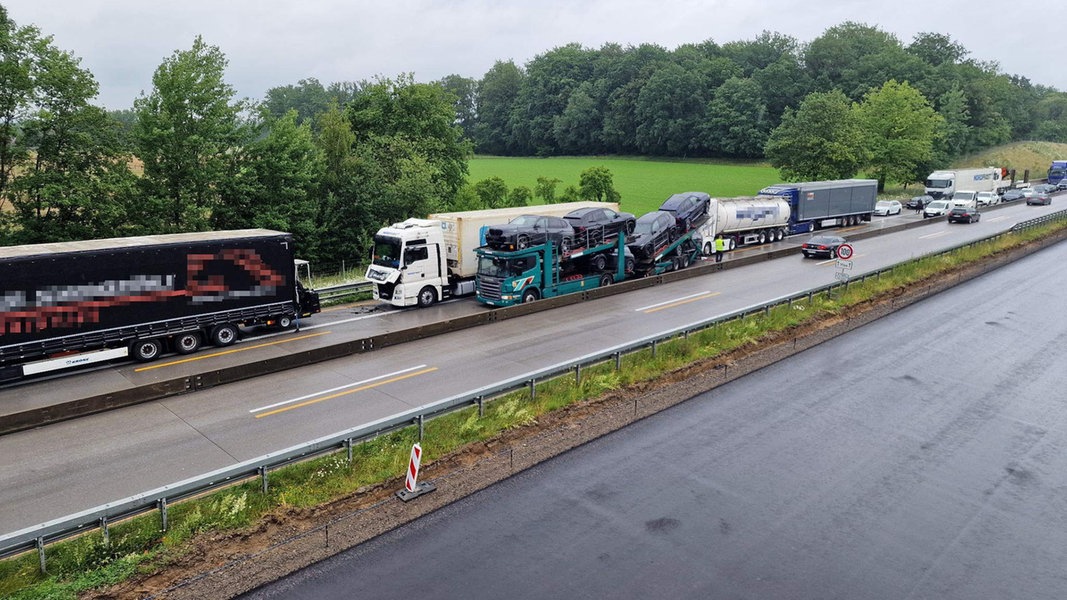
[905,195,934,210]
[562,206,636,247]
[485,215,574,252]
[1000,188,1026,203]
[947,205,981,223]
[659,192,710,232]
[801,234,848,259]
[1026,191,1052,206]
[627,211,677,259]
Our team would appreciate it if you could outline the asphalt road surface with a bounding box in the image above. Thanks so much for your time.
[241,239,1067,599]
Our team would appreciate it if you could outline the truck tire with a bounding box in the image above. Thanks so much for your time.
[132,339,163,362]
[417,286,437,308]
[173,332,202,355]
[210,324,239,347]
[703,241,713,257]
[277,315,293,329]
[599,274,613,287]
[522,288,539,304]
[758,231,767,245]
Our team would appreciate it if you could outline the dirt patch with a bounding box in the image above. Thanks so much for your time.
[84,233,1063,600]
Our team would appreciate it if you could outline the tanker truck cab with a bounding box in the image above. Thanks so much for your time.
[366,218,447,308]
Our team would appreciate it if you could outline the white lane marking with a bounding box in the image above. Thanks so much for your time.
[920,230,951,239]
[635,291,714,312]
[249,364,429,413]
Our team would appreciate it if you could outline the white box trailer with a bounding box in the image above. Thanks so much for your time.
[924,167,1008,199]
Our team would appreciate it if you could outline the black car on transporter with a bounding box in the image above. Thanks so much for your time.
[562,206,636,248]
[484,215,574,252]
[659,192,710,232]
[627,211,678,260]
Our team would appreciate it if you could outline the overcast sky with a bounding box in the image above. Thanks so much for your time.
[4,0,1062,111]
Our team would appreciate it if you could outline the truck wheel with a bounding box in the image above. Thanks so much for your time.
[210,324,239,347]
[758,231,767,245]
[592,254,607,271]
[703,242,713,257]
[600,274,613,287]
[522,288,539,304]
[132,339,163,362]
[417,286,437,308]
[277,315,293,329]
[173,332,202,355]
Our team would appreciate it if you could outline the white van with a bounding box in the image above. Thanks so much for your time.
[923,199,952,218]
[950,190,978,210]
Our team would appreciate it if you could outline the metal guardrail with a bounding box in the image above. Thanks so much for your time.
[316,280,373,301]
[4,207,1067,567]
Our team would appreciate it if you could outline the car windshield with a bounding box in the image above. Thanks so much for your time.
[508,215,541,226]
[876,201,891,207]
[634,217,661,235]
[929,201,949,209]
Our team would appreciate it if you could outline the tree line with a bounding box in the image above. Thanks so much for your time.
[2,6,1066,268]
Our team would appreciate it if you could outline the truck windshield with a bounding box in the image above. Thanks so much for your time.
[478,256,533,277]
[925,179,951,189]
[371,237,402,268]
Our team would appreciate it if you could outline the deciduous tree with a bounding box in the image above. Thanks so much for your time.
[854,80,942,190]
[764,90,868,181]
[134,36,251,232]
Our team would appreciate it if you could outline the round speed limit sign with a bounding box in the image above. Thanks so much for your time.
[836,243,854,260]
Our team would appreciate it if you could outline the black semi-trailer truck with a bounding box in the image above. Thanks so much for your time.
[0,229,320,382]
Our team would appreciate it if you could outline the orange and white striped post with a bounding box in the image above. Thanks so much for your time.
[396,442,436,501]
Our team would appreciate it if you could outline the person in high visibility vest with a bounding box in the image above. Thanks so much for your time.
[714,235,727,263]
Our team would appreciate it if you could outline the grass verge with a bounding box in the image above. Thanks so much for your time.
[3,218,1066,599]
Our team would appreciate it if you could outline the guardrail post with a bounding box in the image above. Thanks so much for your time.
[615,352,621,371]
[36,537,46,574]
[575,364,581,385]
[651,340,657,358]
[101,516,110,547]
[417,415,425,441]
[159,498,168,532]
[477,395,484,418]
[260,466,269,494]
[346,438,353,463]
[528,379,536,402]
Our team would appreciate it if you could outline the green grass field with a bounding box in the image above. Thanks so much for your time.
[467,156,781,216]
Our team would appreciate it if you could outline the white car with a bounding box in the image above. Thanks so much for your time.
[976,191,998,206]
[873,200,902,216]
